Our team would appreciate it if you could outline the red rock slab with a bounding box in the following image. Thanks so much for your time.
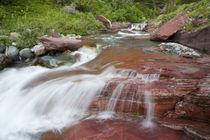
[111,22,132,29]
[37,37,96,52]
[150,11,189,41]
[42,119,191,140]
[96,15,112,29]
[129,35,151,40]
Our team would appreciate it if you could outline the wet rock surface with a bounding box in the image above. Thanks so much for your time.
[42,118,191,140]
[86,46,210,123]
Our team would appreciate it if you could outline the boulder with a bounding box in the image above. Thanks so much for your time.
[36,53,76,68]
[171,26,210,53]
[6,46,19,61]
[111,22,131,29]
[0,43,6,53]
[19,48,34,60]
[0,53,10,70]
[31,43,46,56]
[37,37,94,52]
[159,42,200,57]
[96,15,112,29]
[150,11,189,41]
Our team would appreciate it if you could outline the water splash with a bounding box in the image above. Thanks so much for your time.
[142,91,155,128]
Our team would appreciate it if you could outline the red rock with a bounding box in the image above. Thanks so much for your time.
[37,37,96,52]
[196,57,210,64]
[129,35,151,40]
[42,119,191,140]
[150,11,189,41]
[111,22,132,29]
[171,26,210,52]
[96,15,112,29]
[180,54,193,58]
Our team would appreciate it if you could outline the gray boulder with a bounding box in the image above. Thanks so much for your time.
[6,46,19,61]
[0,43,6,53]
[19,48,34,60]
[0,53,10,70]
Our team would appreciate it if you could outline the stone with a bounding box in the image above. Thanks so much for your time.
[0,43,6,53]
[96,15,112,29]
[0,53,10,70]
[37,37,95,52]
[31,43,46,56]
[6,46,19,61]
[192,18,209,27]
[111,22,131,29]
[51,29,61,38]
[37,53,76,68]
[19,48,34,60]
[171,26,210,53]
[10,32,20,41]
[151,11,189,41]
[159,42,200,57]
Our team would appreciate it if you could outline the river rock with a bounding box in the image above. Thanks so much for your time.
[37,53,76,68]
[6,46,19,61]
[0,53,10,70]
[0,43,6,53]
[150,11,189,41]
[96,15,112,29]
[10,32,20,41]
[37,37,95,52]
[159,42,200,57]
[31,43,46,56]
[19,48,34,60]
[171,26,210,53]
[51,29,61,38]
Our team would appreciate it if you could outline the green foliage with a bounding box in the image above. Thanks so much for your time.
[156,0,209,28]
[0,36,12,46]
[16,28,42,49]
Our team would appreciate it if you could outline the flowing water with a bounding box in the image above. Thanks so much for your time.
[0,24,192,140]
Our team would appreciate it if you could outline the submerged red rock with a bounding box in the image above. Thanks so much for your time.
[42,119,191,140]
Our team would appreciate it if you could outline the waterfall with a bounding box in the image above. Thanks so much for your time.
[101,69,159,125]
[142,91,155,128]
[0,66,115,140]
[131,22,147,31]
